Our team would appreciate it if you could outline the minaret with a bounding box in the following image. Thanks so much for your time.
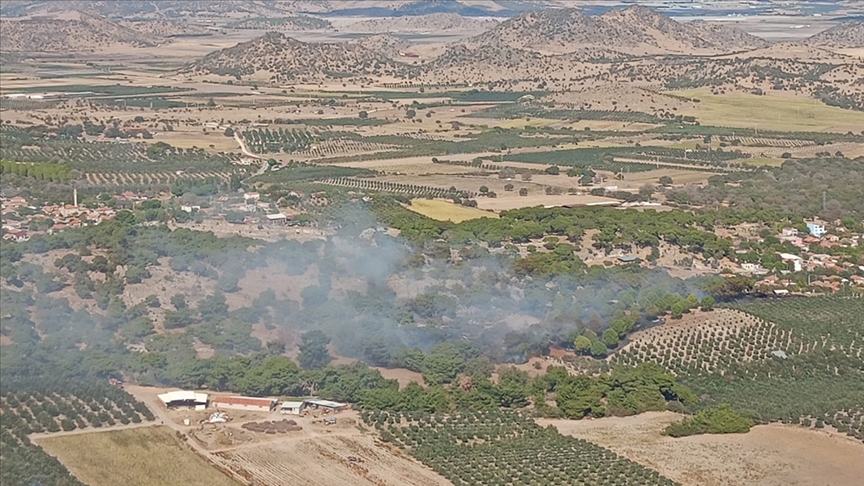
[73,186,78,207]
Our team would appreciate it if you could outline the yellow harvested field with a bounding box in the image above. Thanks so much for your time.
[674,88,864,133]
[740,157,786,167]
[541,412,864,486]
[475,194,620,211]
[38,426,240,486]
[405,199,499,222]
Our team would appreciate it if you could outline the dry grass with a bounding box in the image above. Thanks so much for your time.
[38,426,241,486]
[405,199,499,222]
[540,412,864,486]
[674,88,864,133]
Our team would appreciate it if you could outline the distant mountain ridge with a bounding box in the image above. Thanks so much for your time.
[467,6,770,55]
[346,13,499,33]
[182,31,412,82]
[0,11,163,52]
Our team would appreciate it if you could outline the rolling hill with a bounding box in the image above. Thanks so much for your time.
[466,5,769,56]
[182,31,412,82]
[805,21,864,48]
[346,12,499,33]
[0,11,163,52]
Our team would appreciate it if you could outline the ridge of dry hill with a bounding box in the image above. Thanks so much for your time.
[346,12,499,33]
[682,19,772,51]
[183,31,411,82]
[119,19,212,38]
[467,5,768,56]
[805,20,864,48]
[347,34,410,59]
[0,11,163,52]
[0,0,303,19]
[424,42,624,83]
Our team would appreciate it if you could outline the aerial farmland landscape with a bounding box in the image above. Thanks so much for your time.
[1,1,863,485]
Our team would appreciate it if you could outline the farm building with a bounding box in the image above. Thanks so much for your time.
[264,213,289,225]
[617,255,638,263]
[212,396,277,412]
[303,399,349,414]
[279,401,305,415]
[157,390,209,410]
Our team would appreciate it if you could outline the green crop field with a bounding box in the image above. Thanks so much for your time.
[613,297,864,443]
[674,88,864,133]
[364,409,679,486]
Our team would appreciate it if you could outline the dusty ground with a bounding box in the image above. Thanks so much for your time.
[119,385,451,486]
[540,412,864,486]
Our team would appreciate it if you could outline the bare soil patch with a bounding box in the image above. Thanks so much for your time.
[214,434,452,486]
[540,412,864,486]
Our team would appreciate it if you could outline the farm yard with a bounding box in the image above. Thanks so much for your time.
[213,434,452,486]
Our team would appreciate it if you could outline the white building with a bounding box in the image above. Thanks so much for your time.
[157,390,209,410]
[280,401,305,415]
[806,222,827,237]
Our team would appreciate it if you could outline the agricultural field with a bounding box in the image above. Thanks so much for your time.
[543,412,864,486]
[365,409,679,486]
[613,297,864,443]
[405,199,498,223]
[316,177,467,199]
[242,128,317,154]
[37,426,241,486]
[213,434,451,486]
[673,88,864,133]
[0,382,156,486]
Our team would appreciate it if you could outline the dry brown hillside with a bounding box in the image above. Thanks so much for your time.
[347,34,410,59]
[183,32,413,82]
[346,12,499,33]
[0,11,162,52]
[805,21,864,48]
[682,19,771,51]
[467,5,768,56]
[119,19,212,38]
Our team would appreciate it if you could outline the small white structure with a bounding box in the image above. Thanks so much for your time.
[771,350,788,359]
[157,390,209,410]
[303,398,349,413]
[806,222,827,237]
[207,412,229,424]
[181,205,201,213]
[280,401,304,415]
[778,253,803,272]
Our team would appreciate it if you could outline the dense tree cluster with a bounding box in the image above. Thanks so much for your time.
[667,157,864,219]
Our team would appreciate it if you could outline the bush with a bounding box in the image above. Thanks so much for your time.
[664,404,753,437]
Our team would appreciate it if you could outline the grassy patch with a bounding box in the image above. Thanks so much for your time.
[406,199,499,223]
[674,88,864,133]
[38,426,240,486]
[739,156,785,167]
